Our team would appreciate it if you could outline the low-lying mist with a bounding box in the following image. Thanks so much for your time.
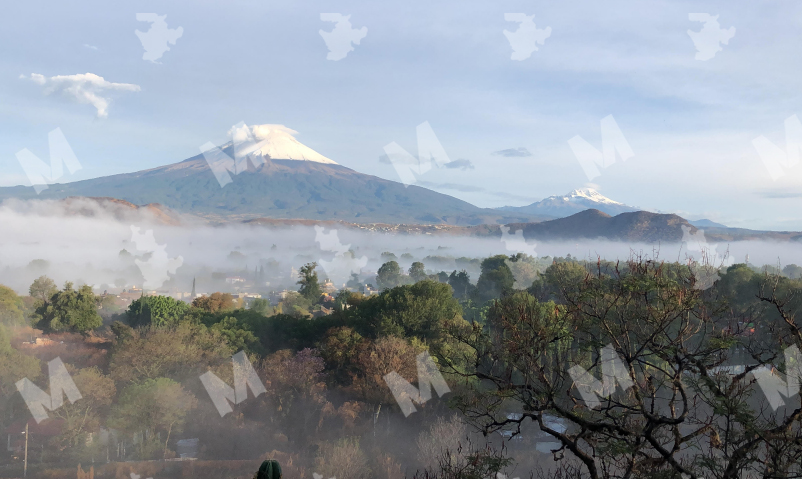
[1,198,800,295]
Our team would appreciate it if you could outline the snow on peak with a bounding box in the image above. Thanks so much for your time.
[561,188,624,205]
[226,123,337,164]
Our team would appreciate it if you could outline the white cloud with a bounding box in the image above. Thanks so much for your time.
[21,72,141,118]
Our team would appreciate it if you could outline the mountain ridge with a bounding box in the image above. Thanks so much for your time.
[0,146,551,226]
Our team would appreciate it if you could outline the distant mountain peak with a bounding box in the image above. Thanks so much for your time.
[561,188,627,206]
[498,188,639,218]
[224,123,338,165]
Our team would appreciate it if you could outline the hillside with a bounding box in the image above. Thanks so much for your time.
[509,209,704,242]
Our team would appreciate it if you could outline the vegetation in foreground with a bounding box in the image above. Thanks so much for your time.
[1,255,801,478]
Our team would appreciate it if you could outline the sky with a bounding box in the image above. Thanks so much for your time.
[1,0,801,230]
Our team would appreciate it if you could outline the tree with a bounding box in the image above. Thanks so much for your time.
[416,415,470,472]
[29,275,57,303]
[31,282,102,333]
[361,280,463,342]
[250,298,271,316]
[352,336,420,407]
[448,270,474,300]
[319,326,365,385]
[376,261,402,290]
[280,291,314,318]
[126,295,189,328]
[0,324,41,425]
[192,292,235,313]
[48,367,116,460]
[110,378,196,459]
[298,262,321,301]
[258,348,332,447]
[409,262,427,283]
[314,437,371,479]
[783,263,802,279]
[209,316,259,352]
[442,257,802,479]
[473,255,514,303]
[109,322,233,384]
[504,253,540,289]
[0,285,24,326]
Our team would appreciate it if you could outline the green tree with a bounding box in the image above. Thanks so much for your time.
[0,325,42,424]
[319,326,365,385]
[298,262,321,301]
[473,255,514,303]
[31,282,102,333]
[209,316,259,352]
[0,285,25,326]
[376,261,402,290]
[47,367,116,460]
[448,270,474,300]
[110,378,197,459]
[359,280,463,342]
[250,298,271,316]
[409,262,427,282]
[29,275,58,303]
[126,295,189,328]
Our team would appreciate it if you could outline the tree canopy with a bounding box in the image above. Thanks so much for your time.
[298,262,321,301]
[31,282,102,333]
[126,295,189,328]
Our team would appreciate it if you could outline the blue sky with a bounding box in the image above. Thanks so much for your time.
[1,0,801,230]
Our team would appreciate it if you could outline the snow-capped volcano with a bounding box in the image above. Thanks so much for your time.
[498,188,640,218]
[227,123,337,164]
[558,188,630,206]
